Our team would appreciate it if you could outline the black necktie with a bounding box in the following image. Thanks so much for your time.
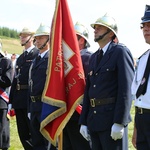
[97,49,103,66]
[24,51,28,57]
[136,53,150,98]
[35,55,41,64]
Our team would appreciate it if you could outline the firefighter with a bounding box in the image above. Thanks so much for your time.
[9,27,39,150]
[29,24,56,150]
[0,39,13,150]
[79,14,134,150]
[132,4,150,149]
[63,22,92,150]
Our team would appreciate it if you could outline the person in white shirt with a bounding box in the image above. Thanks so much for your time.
[131,4,150,150]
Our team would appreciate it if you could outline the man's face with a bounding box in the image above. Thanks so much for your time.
[34,35,49,49]
[19,33,31,45]
[94,25,108,42]
[76,34,85,50]
[141,22,150,44]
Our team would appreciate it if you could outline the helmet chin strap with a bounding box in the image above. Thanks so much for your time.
[39,37,49,50]
[21,36,32,46]
[94,30,110,42]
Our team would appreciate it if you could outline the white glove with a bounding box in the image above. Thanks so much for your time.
[8,104,12,111]
[28,113,31,120]
[80,125,90,141]
[111,123,124,140]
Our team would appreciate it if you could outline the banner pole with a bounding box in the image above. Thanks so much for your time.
[58,131,63,150]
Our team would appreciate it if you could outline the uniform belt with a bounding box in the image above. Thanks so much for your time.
[16,84,28,90]
[30,95,42,102]
[90,97,115,107]
[135,107,150,114]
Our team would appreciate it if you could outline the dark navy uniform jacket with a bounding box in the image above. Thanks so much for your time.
[79,42,134,132]
[71,48,92,120]
[9,47,39,109]
[0,57,13,109]
[29,51,49,113]
[80,48,93,78]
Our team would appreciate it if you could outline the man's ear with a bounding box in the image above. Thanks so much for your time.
[79,37,85,44]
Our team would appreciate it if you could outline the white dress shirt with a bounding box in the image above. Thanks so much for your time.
[24,45,35,53]
[131,50,150,109]
[39,49,49,58]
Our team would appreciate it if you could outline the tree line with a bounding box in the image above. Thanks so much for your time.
[0,27,19,39]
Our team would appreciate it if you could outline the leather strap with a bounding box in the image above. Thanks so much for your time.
[16,84,28,90]
[90,97,116,107]
[135,107,150,114]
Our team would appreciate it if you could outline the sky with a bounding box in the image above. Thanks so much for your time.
[1,0,150,58]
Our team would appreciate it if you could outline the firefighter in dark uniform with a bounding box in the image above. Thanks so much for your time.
[79,14,134,150]
[0,40,13,150]
[63,22,92,150]
[9,27,39,150]
[28,24,56,150]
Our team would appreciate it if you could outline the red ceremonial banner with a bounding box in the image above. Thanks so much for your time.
[40,0,85,146]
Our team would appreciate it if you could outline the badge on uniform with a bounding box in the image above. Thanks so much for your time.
[89,71,93,76]
[141,77,146,85]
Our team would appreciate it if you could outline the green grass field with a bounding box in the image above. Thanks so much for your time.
[0,36,22,55]
[9,118,23,150]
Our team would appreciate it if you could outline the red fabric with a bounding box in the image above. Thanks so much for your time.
[0,87,9,103]
[40,0,85,146]
[76,105,82,114]
[7,109,16,119]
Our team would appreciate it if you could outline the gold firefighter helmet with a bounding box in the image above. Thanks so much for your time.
[91,13,118,38]
[34,23,50,37]
[74,22,90,47]
[19,27,35,36]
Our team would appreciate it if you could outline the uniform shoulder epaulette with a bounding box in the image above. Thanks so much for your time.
[138,49,150,59]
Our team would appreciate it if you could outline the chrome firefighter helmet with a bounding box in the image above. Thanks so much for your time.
[91,13,118,38]
[34,24,50,49]
[34,23,50,37]
[74,22,90,47]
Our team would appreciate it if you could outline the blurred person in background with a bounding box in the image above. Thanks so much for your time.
[10,53,17,77]
[4,50,11,59]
